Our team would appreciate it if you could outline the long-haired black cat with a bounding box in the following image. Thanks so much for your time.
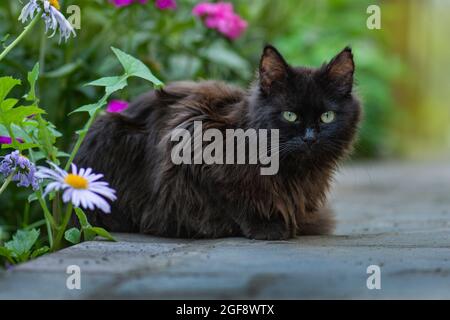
[74,45,361,240]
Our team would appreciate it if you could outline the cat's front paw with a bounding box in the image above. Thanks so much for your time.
[244,221,292,240]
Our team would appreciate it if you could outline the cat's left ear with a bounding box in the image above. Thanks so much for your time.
[259,45,289,95]
[322,47,355,96]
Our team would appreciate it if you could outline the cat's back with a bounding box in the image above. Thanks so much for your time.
[119,80,245,129]
[160,80,245,104]
[76,80,246,174]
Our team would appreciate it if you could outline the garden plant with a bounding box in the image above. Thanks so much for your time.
[0,0,400,267]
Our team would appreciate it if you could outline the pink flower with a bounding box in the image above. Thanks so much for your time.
[0,136,24,145]
[106,100,129,113]
[155,0,177,10]
[110,0,148,8]
[110,0,176,9]
[192,2,247,40]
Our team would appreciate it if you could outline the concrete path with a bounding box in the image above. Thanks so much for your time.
[1,161,450,299]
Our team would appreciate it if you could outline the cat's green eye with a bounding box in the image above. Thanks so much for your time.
[282,111,298,122]
[320,111,336,124]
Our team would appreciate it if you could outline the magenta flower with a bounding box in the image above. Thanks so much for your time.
[106,100,129,113]
[155,0,176,10]
[193,2,247,40]
[0,136,24,145]
[110,0,176,9]
[110,0,148,8]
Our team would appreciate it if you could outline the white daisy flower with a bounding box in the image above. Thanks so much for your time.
[19,0,76,43]
[36,163,117,214]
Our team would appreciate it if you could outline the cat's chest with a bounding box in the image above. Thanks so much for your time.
[272,177,306,209]
[268,173,328,216]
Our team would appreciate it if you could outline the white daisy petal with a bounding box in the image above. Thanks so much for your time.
[71,163,78,175]
[43,181,62,197]
[89,186,117,201]
[89,194,111,214]
[36,168,65,182]
[87,174,104,182]
[85,195,95,211]
[89,181,110,187]
[62,188,73,203]
[79,190,91,209]
[48,162,68,178]
[73,190,83,207]
[84,168,93,177]
[45,181,63,192]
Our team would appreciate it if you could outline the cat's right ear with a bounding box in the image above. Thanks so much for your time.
[259,45,289,95]
[321,47,355,96]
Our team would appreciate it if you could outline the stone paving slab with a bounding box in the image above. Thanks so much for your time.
[1,161,450,299]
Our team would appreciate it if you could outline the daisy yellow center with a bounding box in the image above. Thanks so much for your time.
[65,174,88,190]
[49,0,60,10]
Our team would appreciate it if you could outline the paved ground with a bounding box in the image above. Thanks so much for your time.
[1,161,450,299]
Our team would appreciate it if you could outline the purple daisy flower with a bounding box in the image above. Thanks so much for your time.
[0,151,39,190]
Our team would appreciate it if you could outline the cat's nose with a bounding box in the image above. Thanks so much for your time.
[302,128,317,145]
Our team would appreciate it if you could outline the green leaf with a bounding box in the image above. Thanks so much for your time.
[87,76,129,96]
[88,227,116,242]
[26,63,40,102]
[1,98,18,111]
[74,208,91,229]
[0,247,14,264]
[83,229,96,241]
[73,208,101,241]
[30,246,49,259]
[111,47,163,87]
[4,229,40,261]
[28,193,38,203]
[0,105,45,128]
[64,228,81,244]
[70,100,106,116]
[1,34,10,46]
[0,77,21,103]
[46,120,63,138]
[33,149,68,162]
[57,151,70,158]
[36,115,57,160]
[2,142,39,151]
[87,76,124,87]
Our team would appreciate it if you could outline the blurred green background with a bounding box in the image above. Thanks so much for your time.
[1,0,449,238]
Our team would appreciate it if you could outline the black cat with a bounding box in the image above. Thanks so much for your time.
[74,45,361,240]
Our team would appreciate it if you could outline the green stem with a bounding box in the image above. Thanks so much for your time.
[28,150,55,248]
[0,174,13,196]
[24,219,46,230]
[39,32,47,74]
[6,126,18,150]
[22,202,30,227]
[53,193,62,225]
[64,106,103,171]
[36,190,55,248]
[0,15,40,62]
[52,203,73,251]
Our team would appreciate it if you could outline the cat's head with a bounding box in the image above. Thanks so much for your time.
[249,45,362,167]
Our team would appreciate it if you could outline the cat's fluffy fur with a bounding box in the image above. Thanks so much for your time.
[74,45,361,240]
